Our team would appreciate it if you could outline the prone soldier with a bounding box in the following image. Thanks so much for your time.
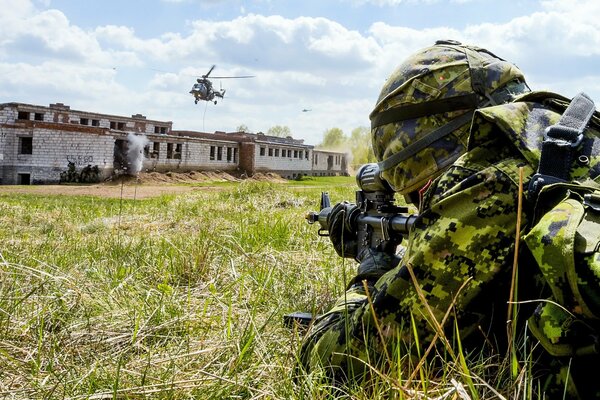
[300,40,600,398]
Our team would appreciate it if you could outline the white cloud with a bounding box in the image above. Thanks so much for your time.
[0,3,139,67]
[3,0,600,145]
[368,0,600,94]
[179,14,381,74]
[347,0,473,5]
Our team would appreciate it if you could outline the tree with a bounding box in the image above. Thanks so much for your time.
[349,126,375,166]
[236,124,249,133]
[319,127,346,149]
[267,125,291,137]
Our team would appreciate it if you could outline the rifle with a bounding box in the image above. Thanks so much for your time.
[284,163,418,328]
[306,163,418,252]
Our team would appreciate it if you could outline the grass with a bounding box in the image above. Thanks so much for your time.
[0,176,537,399]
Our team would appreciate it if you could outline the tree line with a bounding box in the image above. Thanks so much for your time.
[317,127,376,168]
[236,124,376,169]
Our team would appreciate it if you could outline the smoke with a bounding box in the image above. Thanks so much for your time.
[127,133,149,175]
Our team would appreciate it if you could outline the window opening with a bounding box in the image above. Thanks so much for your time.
[18,173,31,185]
[19,137,33,154]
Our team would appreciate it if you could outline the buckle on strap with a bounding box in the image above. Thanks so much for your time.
[529,92,595,199]
[528,173,566,197]
[544,124,584,147]
[583,193,600,212]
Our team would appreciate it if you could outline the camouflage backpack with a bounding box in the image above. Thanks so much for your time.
[520,92,600,359]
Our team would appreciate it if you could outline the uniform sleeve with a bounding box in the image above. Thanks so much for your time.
[299,143,534,381]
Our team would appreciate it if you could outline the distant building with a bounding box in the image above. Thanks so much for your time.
[0,102,348,184]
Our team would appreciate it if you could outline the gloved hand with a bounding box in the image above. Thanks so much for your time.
[327,201,359,259]
[349,248,403,288]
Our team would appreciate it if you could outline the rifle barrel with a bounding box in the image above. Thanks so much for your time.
[355,213,418,235]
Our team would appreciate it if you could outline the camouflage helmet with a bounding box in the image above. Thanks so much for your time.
[370,40,529,195]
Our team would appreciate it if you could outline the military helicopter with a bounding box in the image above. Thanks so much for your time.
[190,65,254,104]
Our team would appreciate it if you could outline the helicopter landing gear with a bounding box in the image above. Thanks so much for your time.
[214,101,218,105]
[195,99,198,104]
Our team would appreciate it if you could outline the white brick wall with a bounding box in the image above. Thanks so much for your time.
[0,108,17,123]
[142,137,239,172]
[311,150,347,173]
[254,144,312,171]
[0,103,349,183]
[1,127,113,183]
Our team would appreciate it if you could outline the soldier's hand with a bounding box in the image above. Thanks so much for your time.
[346,248,403,289]
[358,249,402,279]
[327,201,359,259]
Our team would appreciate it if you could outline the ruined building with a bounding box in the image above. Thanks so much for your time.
[0,102,348,184]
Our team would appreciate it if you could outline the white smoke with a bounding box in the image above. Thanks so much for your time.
[127,133,149,175]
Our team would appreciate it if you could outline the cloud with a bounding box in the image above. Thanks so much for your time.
[180,14,382,74]
[0,61,123,101]
[3,0,600,146]
[0,3,138,67]
[368,0,600,91]
[347,0,473,5]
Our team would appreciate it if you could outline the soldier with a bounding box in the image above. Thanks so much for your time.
[299,40,600,398]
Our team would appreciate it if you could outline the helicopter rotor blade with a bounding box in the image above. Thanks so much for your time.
[210,75,255,79]
[203,64,216,78]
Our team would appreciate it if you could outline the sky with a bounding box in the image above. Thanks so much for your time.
[2,0,600,146]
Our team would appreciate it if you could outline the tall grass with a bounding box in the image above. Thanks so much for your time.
[0,177,536,398]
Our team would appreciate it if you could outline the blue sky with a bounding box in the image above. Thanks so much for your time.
[48,0,543,37]
[2,0,599,146]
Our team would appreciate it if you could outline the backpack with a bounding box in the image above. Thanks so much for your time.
[521,92,600,358]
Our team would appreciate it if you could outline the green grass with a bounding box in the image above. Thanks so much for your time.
[0,177,534,398]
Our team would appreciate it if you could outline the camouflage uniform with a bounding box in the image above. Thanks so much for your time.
[300,42,600,398]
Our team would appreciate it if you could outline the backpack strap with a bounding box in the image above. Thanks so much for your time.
[528,92,596,196]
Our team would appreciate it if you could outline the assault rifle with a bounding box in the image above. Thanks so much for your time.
[283,163,418,328]
[306,163,418,252]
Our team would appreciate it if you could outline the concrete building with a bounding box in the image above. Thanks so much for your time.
[0,102,348,184]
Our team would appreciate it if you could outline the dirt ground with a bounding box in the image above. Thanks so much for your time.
[0,171,287,199]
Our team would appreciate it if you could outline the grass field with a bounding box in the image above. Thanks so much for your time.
[0,177,362,398]
[0,176,536,399]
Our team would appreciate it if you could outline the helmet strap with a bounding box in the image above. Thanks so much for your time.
[377,110,474,172]
[370,93,478,130]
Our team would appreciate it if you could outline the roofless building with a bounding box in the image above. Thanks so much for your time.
[0,102,348,185]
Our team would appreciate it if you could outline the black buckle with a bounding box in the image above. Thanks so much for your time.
[584,193,600,212]
[544,125,584,147]
[528,173,566,197]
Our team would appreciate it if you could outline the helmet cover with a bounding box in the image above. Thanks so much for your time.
[371,40,528,194]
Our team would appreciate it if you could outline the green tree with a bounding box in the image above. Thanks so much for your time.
[319,127,346,149]
[236,124,249,133]
[349,126,375,166]
[267,125,291,137]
